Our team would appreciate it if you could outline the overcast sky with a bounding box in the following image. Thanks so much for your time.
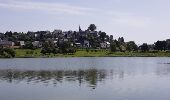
[0,0,170,44]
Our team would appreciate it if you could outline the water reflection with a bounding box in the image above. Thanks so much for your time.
[0,69,109,88]
[1,65,170,88]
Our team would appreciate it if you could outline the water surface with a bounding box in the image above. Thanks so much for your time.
[0,57,170,100]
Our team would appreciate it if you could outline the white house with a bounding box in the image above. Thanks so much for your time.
[84,40,90,47]
[32,41,41,47]
[100,42,107,48]
[20,41,25,47]
[64,39,68,42]
[106,42,110,48]
[100,42,110,49]
[53,41,58,47]
[74,43,81,47]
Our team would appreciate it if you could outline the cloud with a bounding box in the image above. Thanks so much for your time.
[112,17,151,28]
[0,0,152,28]
[107,11,151,28]
[0,0,95,15]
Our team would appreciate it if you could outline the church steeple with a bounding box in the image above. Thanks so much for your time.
[79,25,82,32]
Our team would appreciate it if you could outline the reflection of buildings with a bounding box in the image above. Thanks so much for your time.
[0,69,137,89]
[0,69,107,89]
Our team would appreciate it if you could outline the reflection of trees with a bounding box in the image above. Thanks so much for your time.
[0,69,107,88]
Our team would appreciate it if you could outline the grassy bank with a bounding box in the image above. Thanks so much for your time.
[13,49,170,58]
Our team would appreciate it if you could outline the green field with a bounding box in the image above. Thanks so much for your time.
[13,49,170,58]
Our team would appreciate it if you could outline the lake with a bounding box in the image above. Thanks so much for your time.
[0,57,170,100]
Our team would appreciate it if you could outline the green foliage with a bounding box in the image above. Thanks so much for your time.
[154,40,167,51]
[166,44,170,50]
[140,43,149,52]
[110,42,116,52]
[5,48,15,57]
[26,50,34,55]
[40,41,76,55]
[126,41,138,52]
[59,42,76,54]
[0,48,15,58]
[88,24,97,31]
[41,40,57,54]
[118,37,124,43]
[23,41,34,49]
[86,48,89,52]
[5,31,12,37]
[149,50,158,53]
[99,32,106,42]
[11,49,170,57]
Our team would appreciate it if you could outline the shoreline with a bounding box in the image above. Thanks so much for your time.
[1,49,170,58]
[2,55,170,58]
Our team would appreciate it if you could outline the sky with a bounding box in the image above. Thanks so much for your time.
[0,0,170,44]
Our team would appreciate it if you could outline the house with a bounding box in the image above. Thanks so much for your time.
[32,41,42,48]
[20,41,25,47]
[100,42,110,49]
[0,40,14,48]
[53,30,62,34]
[53,41,58,47]
[106,42,110,48]
[89,31,98,37]
[84,40,90,47]
[78,26,88,37]
[74,43,81,47]
[64,39,68,42]
[100,42,107,49]
[52,30,62,38]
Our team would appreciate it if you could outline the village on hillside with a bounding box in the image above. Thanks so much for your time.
[0,24,170,55]
[0,24,112,50]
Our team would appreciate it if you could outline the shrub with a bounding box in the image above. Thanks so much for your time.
[0,48,16,58]
[86,48,89,52]
[149,50,158,53]
[26,50,34,55]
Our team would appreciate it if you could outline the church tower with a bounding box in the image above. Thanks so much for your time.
[79,25,82,32]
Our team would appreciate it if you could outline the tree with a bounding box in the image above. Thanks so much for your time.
[166,39,170,50]
[59,42,70,53]
[24,41,34,49]
[5,48,15,57]
[140,43,149,52]
[126,41,138,51]
[110,42,116,52]
[109,35,113,42]
[100,32,106,42]
[118,37,124,43]
[59,42,76,54]
[88,24,97,31]
[154,41,167,51]
[166,44,170,50]
[5,31,12,37]
[41,41,56,54]
[0,47,15,58]
[18,34,30,41]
